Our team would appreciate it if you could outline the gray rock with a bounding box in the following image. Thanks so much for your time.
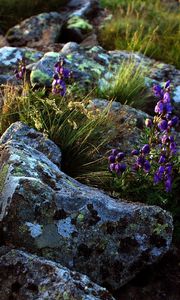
[0,247,115,300]
[68,0,99,18]
[6,12,64,47]
[29,44,180,107]
[60,16,93,43]
[0,122,173,290]
[0,46,43,84]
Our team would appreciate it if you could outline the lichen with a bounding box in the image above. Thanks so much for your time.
[30,69,51,85]
[67,16,93,32]
[0,164,9,193]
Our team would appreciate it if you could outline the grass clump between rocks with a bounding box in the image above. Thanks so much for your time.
[97,60,148,108]
[99,0,180,68]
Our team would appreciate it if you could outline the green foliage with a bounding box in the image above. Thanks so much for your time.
[0,85,113,185]
[99,0,180,68]
[96,60,148,107]
[0,0,67,32]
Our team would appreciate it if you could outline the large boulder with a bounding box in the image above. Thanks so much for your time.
[0,247,114,300]
[6,12,64,47]
[0,122,173,290]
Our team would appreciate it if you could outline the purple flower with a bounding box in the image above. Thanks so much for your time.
[108,155,116,163]
[145,118,152,128]
[161,134,169,144]
[137,156,145,167]
[131,149,139,155]
[170,142,177,154]
[165,178,172,192]
[119,163,126,173]
[143,160,151,173]
[155,101,164,114]
[163,92,170,103]
[168,116,179,127]
[111,149,119,156]
[153,84,163,98]
[14,58,26,80]
[158,120,168,131]
[52,79,66,96]
[141,144,150,155]
[158,155,166,164]
[165,164,172,175]
[164,103,173,114]
[109,163,116,172]
[116,152,125,161]
[164,80,171,89]
[115,163,121,175]
[154,173,161,184]
[158,166,165,174]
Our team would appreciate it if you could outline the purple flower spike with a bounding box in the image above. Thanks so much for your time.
[108,155,115,163]
[116,152,125,161]
[141,144,150,155]
[158,120,168,131]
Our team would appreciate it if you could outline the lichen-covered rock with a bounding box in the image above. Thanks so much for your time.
[68,0,99,18]
[0,247,115,300]
[29,44,180,107]
[60,16,93,43]
[0,122,173,290]
[0,46,43,84]
[90,98,150,151]
[6,12,64,47]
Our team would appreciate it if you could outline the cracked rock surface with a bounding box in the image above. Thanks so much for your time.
[0,122,173,291]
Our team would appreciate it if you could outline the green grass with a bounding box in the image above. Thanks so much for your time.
[96,60,148,108]
[0,85,114,185]
[0,0,68,32]
[99,0,180,68]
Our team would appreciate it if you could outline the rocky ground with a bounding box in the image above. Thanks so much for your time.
[0,0,180,299]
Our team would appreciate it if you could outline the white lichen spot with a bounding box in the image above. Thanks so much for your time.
[25,222,43,238]
[57,217,76,238]
[173,86,180,103]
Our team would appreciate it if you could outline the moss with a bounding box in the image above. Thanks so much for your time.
[0,164,9,193]
[67,16,93,32]
[13,166,25,177]
[30,69,51,85]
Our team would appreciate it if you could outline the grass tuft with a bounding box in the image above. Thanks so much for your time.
[96,60,148,108]
[99,0,180,68]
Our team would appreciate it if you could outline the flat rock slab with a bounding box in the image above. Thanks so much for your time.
[0,122,173,290]
[0,247,115,300]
